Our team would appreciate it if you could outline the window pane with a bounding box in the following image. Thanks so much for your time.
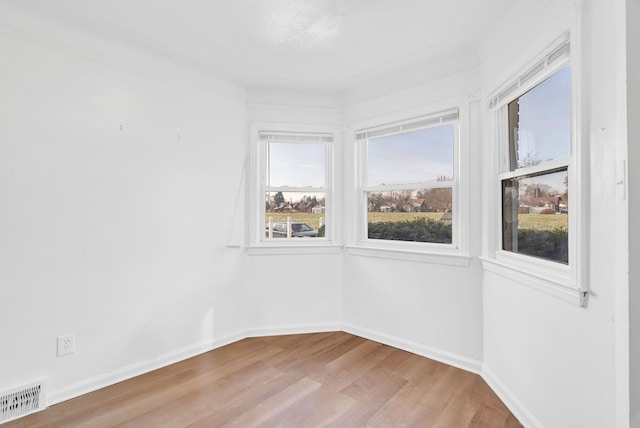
[367,125,454,186]
[265,192,326,239]
[508,67,571,170]
[267,143,325,187]
[502,170,568,263]
[367,189,452,243]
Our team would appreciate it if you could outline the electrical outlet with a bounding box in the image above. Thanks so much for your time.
[57,333,75,357]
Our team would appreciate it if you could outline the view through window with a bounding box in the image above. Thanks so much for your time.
[502,66,571,263]
[263,135,330,240]
[360,116,457,244]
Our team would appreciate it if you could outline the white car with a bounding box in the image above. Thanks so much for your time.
[266,222,317,237]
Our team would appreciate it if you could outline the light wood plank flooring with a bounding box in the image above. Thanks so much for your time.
[7,332,522,427]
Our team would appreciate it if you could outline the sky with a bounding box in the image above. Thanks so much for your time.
[367,124,454,186]
[265,124,454,205]
[510,65,571,195]
[515,65,571,168]
[267,142,325,188]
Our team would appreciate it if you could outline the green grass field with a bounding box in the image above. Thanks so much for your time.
[515,214,568,230]
[265,211,568,231]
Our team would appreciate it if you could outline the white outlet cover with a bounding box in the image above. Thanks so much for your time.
[57,333,75,357]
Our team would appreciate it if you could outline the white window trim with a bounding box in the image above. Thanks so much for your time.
[481,30,589,307]
[346,100,471,266]
[246,122,342,255]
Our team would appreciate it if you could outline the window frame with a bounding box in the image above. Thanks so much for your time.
[347,103,471,266]
[247,122,341,255]
[482,34,589,306]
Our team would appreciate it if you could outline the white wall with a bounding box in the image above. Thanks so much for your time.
[244,96,344,335]
[242,254,344,334]
[0,27,248,403]
[627,0,640,424]
[342,71,479,125]
[341,71,485,370]
[480,1,626,426]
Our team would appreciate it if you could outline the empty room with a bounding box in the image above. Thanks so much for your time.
[1,1,638,427]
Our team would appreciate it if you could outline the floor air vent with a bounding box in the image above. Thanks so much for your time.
[0,381,46,424]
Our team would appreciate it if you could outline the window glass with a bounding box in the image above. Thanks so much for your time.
[262,136,330,242]
[358,112,458,249]
[508,66,571,170]
[264,192,327,239]
[502,169,568,263]
[267,142,325,187]
[501,64,571,265]
[367,125,454,186]
[367,189,452,243]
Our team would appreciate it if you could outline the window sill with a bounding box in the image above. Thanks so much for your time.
[346,245,471,267]
[247,243,343,256]
[480,256,587,307]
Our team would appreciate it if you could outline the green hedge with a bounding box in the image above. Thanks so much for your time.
[515,227,568,263]
[366,219,568,264]
[367,218,452,243]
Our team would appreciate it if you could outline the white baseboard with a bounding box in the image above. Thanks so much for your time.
[481,365,542,428]
[47,332,245,406]
[343,323,482,374]
[245,323,343,338]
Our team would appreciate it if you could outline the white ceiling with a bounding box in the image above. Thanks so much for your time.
[4,0,522,95]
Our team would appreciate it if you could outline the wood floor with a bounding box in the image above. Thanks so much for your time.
[7,332,522,427]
